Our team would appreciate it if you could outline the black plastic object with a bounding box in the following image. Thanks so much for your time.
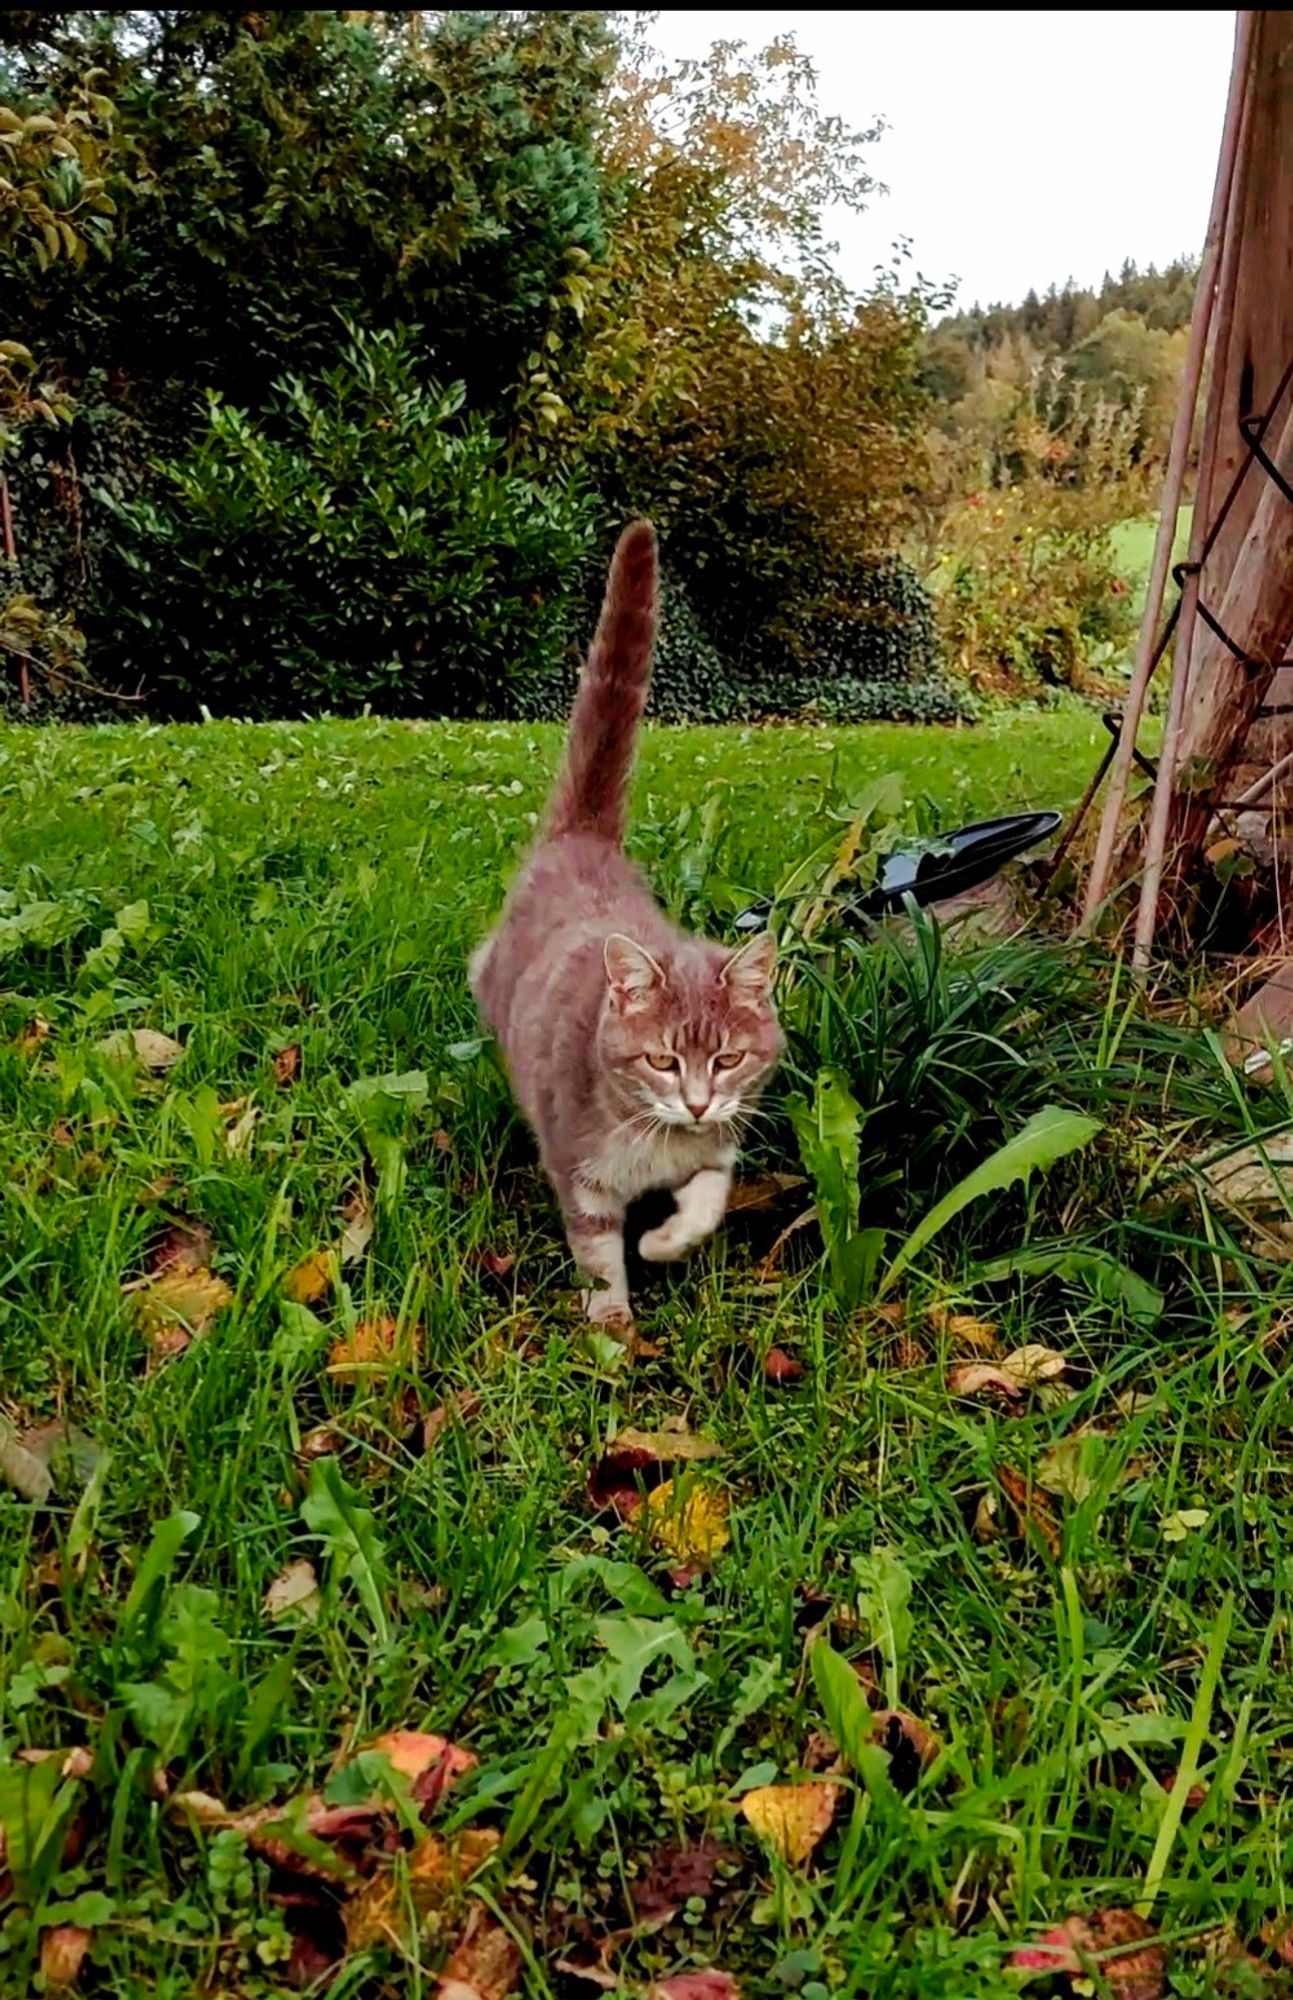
[733,809,1062,934]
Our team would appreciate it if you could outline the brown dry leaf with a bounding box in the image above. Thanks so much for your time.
[284,1249,335,1305]
[327,1316,422,1375]
[948,1344,1067,1401]
[764,1345,805,1383]
[172,1789,390,1881]
[438,1903,522,2000]
[947,1362,1025,1402]
[739,1780,839,1867]
[647,1479,731,1567]
[996,1466,1062,1559]
[755,1205,817,1279]
[1009,1909,1165,1998]
[299,1424,344,1461]
[648,1977,741,2000]
[928,1305,1002,1354]
[273,1043,301,1087]
[224,1100,260,1156]
[432,1127,454,1154]
[133,1267,234,1352]
[40,1925,92,1989]
[345,1827,499,1955]
[339,1184,375,1265]
[97,1026,185,1072]
[479,1247,516,1280]
[423,1392,482,1452]
[727,1173,806,1214]
[872,1709,940,1792]
[263,1558,321,1625]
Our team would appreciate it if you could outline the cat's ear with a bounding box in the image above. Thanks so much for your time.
[605,933,665,1004]
[721,930,775,1003]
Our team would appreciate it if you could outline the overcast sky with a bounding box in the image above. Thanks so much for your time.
[646,10,1236,309]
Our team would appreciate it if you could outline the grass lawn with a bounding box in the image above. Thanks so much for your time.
[1109,509,1194,596]
[1,711,1290,1999]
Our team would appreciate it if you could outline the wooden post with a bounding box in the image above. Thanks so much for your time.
[1079,10,1255,928]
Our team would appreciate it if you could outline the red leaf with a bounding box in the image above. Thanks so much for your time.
[764,1345,805,1383]
[649,1975,741,2000]
[631,1838,730,1925]
[1010,1911,1165,1998]
[586,1446,655,1518]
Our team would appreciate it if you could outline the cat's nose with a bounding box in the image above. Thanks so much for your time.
[686,1101,707,1120]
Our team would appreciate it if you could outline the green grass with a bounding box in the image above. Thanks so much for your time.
[1109,508,1194,597]
[1,712,1291,1999]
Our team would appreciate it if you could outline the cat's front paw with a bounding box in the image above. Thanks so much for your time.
[638,1221,692,1263]
[581,1286,635,1331]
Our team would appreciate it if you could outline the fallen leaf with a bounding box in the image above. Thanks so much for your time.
[327,1317,422,1374]
[133,1266,234,1352]
[96,1026,185,1072]
[40,1925,92,1989]
[948,1344,1068,1401]
[996,1467,1061,1558]
[588,1446,655,1519]
[1037,1430,1143,1505]
[299,1424,344,1461]
[339,1184,375,1265]
[755,1205,817,1279]
[1009,1909,1165,1998]
[264,1558,321,1625]
[346,1827,499,1955]
[764,1346,805,1383]
[631,1839,731,1926]
[479,1248,515,1280]
[15,1421,101,1493]
[17,1747,94,1779]
[928,1306,1001,1354]
[438,1903,522,2000]
[648,1977,741,2000]
[947,1362,1024,1401]
[611,1427,724,1464]
[739,1780,839,1866]
[173,1789,394,1882]
[273,1044,301,1087]
[871,1709,940,1792]
[1160,1767,1208,1811]
[0,1413,54,1502]
[423,1392,482,1452]
[284,1250,335,1305]
[225,1100,260,1156]
[145,1218,214,1278]
[367,1729,477,1810]
[727,1174,805,1213]
[647,1480,731,1567]
[432,1127,453,1154]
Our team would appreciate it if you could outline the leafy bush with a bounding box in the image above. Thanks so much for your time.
[94,326,596,718]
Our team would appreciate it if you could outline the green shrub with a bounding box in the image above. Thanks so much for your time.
[93,325,596,718]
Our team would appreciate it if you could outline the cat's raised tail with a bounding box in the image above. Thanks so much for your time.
[543,519,658,848]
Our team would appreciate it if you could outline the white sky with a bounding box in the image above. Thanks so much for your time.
[646,10,1237,308]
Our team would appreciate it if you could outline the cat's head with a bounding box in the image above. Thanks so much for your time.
[598,931,781,1128]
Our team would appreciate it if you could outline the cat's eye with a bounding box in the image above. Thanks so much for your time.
[713,1051,745,1071]
[646,1051,678,1072]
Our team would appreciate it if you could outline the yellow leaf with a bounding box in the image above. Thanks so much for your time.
[134,1266,233,1345]
[739,1780,840,1866]
[224,1101,260,1155]
[610,1427,724,1463]
[345,1828,498,1955]
[284,1250,335,1304]
[647,1478,730,1566]
[326,1316,422,1374]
